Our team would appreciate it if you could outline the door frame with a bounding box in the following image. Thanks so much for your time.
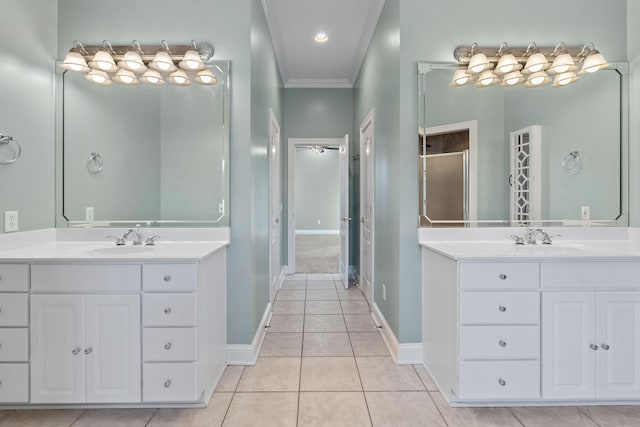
[287,137,346,274]
[268,109,282,302]
[359,109,375,304]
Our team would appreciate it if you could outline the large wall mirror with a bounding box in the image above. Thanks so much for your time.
[418,62,628,227]
[56,61,229,228]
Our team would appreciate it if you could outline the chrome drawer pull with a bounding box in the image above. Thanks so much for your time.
[84,347,93,355]
[164,307,172,315]
[164,379,172,388]
[164,275,172,282]
[0,343,2,350]
[498,378,506,386]
[165,342,172,350]
[589,344,599,351]
[72,347,81,355]
[601,343,610,350]
[498,306,507,312]
[0,307,3,313]
[499,274,507,280]
[498,340,507,348]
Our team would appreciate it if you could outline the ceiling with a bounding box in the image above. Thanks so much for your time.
[262,0,385,88]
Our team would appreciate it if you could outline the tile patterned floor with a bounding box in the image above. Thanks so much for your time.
[3,274,640,426]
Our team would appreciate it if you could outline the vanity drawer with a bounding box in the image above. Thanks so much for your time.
[0,363,28,403]
[0,264,29,292]
[458,360,540,400]
[459,325,539,360]
[0,328,29,362]
[460,263,539,289]
[541,262,640,289]
[143,362,198,402]
[143,294,197,327]
[31,264,141,292]
[460,292,539,325]
[144,327,198,362]
[143,264,197,292]
[0,294,28,327]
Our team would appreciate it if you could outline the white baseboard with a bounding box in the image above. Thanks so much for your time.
[371,302,423,365]
[295,230,340,235]
[227,303,272,365]
[279,266,287,288]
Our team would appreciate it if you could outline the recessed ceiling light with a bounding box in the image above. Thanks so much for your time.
[314,33,328,43]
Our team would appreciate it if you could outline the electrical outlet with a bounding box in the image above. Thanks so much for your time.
[382,283,387,301]
[581,206,590,220]
[85,207,94,221]
[4,211,18,233]
[218,200,225,215]
[317,220,321,225]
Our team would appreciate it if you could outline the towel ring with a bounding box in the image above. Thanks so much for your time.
[0,134,22,165]
[562,150,582,174]
[87,152,104,174]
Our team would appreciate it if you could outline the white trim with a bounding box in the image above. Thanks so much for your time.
[371,303,422,364]
[261,0,290,86]
[226,303,272,365]
[348,0,386,84]
[359,110,375,305]
[295,229,340,235]
[285,79,353,88]
[268,109,282,303]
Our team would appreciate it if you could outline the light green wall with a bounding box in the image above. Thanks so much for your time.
[629,0,640,225]
[0,0,57,233]
[294,149,340,231]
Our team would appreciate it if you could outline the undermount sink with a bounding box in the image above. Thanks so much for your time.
[89,245,155,255]
[510,243,592,255]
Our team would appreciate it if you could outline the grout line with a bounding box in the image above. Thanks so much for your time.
[143,408,159,427]
[425,391,450,427]
[349,332,374,426]
[295,282,306,427]
[220,392,236,426]
[507,407,526,427]
[68,409,88,426]
[577,406,603,427]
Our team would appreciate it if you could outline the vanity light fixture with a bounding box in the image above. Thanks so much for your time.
[314,33,329,43]
[452,42,608,89]
[61,39,216,86]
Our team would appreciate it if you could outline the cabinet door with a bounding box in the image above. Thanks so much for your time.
[542,292,596,399]
[30,294,85,403]
[85,295,141,403]
[596,292,640,399]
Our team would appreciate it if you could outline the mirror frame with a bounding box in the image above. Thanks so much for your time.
[417,61,629,227]
[54,60,231,229]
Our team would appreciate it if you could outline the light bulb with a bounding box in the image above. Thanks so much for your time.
[141,69,165,85]
[502,71,525,86]
[468,52,492,74]
[523,52,549,74]
[118,51,146,72]
[88,50,119,73]
[86,69,112,85]
[113,69,139,85]
[61,51,90,73]
[195,68,219,85]
[450,69,473,86]
[495,53,521,75]
[168,69,191,86]
[179,50,206,71]
[150,51,177,73]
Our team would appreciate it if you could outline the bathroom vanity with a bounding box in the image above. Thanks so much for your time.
[420,228,640,406]
[0,228,228,408]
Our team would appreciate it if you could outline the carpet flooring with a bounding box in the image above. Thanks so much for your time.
[295,234,339,274]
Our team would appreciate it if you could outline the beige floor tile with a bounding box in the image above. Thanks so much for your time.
[301,357,362,391]
[269,314,304,332]
[350,332,389,356]
[276,289,306,300]
[307,281,338,290]
[511,406,598,427]
[338,290,366,301]
[0,412,13,425]
[215,365,244,392]
[285,274,307,281]
[341,300,370,314]
[412,364,439,392]
[148,393,233,426]
[236,357,301,392]
[298,392,372,427]
[304,315,347,332]
[306,300,343,314]
[366,391,446,427]
[303,333,353,356]
[306,289,339,300]
[72,408,157,427]
[223,392,298,427]
[344,314,378,332]
[307,274,336,281]
[333,274,342,281]
[281,281,306,290]
[356,357,425,391]
[260,332,303,356]
[0,409,85,427]
[431,391,521,427]
[272,300,305,314]
[580,405,640,427]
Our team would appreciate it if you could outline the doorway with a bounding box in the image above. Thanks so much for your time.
[359,110,374,305]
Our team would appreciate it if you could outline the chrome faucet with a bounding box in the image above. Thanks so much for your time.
[123,225,144,246]
[511,228,559,245]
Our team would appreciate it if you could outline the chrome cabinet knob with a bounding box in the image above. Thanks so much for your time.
[498,306,507,312]
[589,344,599,351]
[164,307,172,315]
[164,379,172,388]
[84,347,93,355]
[601,344,610,350]
[72,347,81,355]
[498,378,506,386]
[499,274,507,280]
[0,307,3,313]
[163,275,172,282]
[498,340,507,348]
[0,275,2,281]
[165,342,172,350]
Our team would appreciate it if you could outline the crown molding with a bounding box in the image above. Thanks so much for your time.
[349,0,386,84]
[261,0,290,85]
[285,78,353,88]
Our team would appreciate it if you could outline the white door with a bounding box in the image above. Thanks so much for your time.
[85,295,141,403]
[31,294,86,404]
[542,292,596,400]
[359,110,374,305]
[509,126,541,223]
[596,292,640,399]
[269,110,282,301]
[339,134,350,289]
